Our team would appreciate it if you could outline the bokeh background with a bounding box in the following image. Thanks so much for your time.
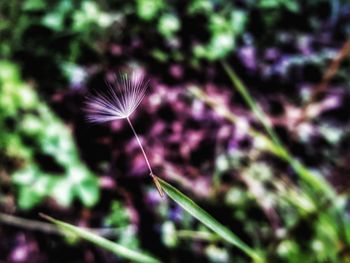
[1,0,350,262]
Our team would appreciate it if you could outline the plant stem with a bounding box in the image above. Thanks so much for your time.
[126,117,164,197]
[0,212,121,237]
[40,214,161,263]
[176,230,220,242]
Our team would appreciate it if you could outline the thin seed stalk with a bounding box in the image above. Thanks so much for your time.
[126,117,164,197]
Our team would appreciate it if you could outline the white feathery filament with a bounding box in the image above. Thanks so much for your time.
[86,72,164,197]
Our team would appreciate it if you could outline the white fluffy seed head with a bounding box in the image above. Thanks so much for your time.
[86,72,149,123]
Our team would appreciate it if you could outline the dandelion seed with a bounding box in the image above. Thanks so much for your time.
[86,72,164,197]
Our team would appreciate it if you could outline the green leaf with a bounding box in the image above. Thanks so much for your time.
[158,13,180,38]
[136,0,164,21]
[0,61,100,209]
[23,0,47,11]
[157,178,263,262]
[18,187,43,210]
[52,179,74,207]
[40,214,161,263]
[75,177,100,207]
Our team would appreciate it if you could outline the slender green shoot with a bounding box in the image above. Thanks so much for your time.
[40,214,161,263]
[221,61,334,198]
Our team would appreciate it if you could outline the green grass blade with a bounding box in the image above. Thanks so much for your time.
[40,214,161,263]
[158,178,264,262]
[221,61,334,198]
[176,230,220,242]
[221,61,280,147]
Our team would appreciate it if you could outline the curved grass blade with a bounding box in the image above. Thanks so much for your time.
[221,61,334,198]
[40,214,161,263]
[157,178,264,263]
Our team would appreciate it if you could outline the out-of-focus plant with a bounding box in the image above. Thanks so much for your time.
[193,10,246,61]
[258,0,299,12]
[104,201,140,249]
[0,61,99,209]
[133,0,249,64]
[158,13,181,39]
[0,0,120,97]
[1,0,117,54]
[136,0,165,21]
[222,61,335,199]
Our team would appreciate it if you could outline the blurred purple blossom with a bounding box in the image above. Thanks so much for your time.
[238,46,257,71]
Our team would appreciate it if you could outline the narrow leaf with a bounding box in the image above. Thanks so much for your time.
[221,61,334,198]
[40,214,161,263]
[157,178,263,262]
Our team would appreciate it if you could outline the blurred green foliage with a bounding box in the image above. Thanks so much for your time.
[259,0,300,13]
[136,0,165,21]
[134,0,248,61]
[0,61,99,209]
[193,10,246,60]
[105,201,140,249]
[0,0,115,208]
